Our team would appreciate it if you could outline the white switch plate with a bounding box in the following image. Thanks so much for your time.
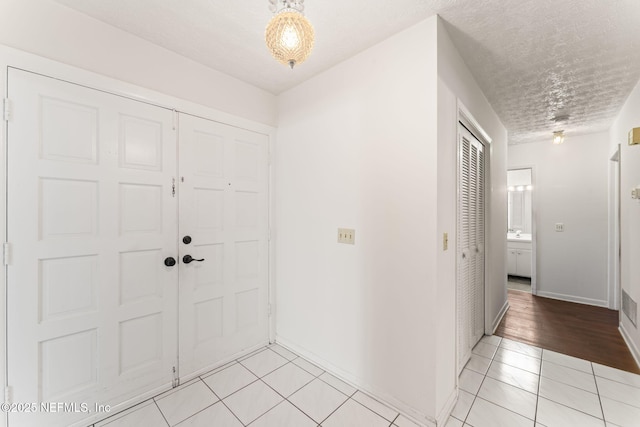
[338,228,355,245]
[555,223,564,232]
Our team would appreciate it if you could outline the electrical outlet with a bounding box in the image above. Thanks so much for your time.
[555,223,564,232]
[338,228,355,245]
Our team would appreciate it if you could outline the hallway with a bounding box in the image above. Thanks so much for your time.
[495,290,639,374]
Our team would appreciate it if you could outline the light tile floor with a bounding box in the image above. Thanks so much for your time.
[90,338,640,427]
[451,335,640,427]
[93,344,416,427]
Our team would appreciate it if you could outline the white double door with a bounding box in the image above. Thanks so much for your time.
[457,124,485,374]
[6,69,269,427]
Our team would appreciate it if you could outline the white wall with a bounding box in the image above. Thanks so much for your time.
[508,132,609,306]
[0,0,276,126]
[610,78,640,362]
[275,17,440,424]
[437,20,509,333]
[275,16,509,425]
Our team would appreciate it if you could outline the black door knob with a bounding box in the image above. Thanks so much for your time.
[183,236,192,244]
[183,255,205,264]
[164,257,176,267]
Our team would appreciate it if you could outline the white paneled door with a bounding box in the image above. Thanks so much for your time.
[5,69,269,427]
[457,124,485,374]
[7,68,179,427]
[177,114,269,377]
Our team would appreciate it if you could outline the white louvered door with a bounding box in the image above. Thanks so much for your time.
[457,124,485,374]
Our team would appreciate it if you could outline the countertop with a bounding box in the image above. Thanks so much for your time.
[507,233,532,243]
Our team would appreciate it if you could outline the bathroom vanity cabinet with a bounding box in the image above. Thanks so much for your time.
[507,239,532,278]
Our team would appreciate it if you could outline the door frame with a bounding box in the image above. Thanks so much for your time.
[0,46,276,426]
[608,146,621,311]
[506,165,537,294]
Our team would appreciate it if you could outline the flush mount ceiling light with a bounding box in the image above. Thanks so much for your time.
[553,130,565,145]
[265,0,315,69]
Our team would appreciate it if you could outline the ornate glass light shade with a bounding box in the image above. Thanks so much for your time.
[553,130,565,145]
[265,1,314,69]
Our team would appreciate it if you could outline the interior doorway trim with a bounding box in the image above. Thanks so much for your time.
[507,165,537,295]
[608,145,621,311]
[455,100,493,374]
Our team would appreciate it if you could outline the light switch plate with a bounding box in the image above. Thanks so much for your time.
[338,228,355,245]
[555,223,564,232]
[629,127,640,146]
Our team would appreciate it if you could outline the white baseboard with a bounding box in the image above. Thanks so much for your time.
[275,336,437,427]
[435,388,457,427]
[619,323,640,370]
[492,299,510,333]
[536,291,608,308]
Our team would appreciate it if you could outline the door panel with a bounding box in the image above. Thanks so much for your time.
[457,125,485,374]
[7,69,178,427]
[178,114,269,378]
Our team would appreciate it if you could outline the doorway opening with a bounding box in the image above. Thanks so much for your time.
[507,168,535,294]
[608,146,621,311]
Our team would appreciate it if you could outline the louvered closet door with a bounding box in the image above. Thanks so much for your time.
[6,69,179,427]
[177,114,269,379]
[457,125,485,374]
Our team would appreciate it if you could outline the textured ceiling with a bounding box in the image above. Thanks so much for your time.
[52,0,640,144]
[440,0,640,144]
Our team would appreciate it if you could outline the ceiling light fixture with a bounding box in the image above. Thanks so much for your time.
[553,130,565,145]
[265,0,315,69]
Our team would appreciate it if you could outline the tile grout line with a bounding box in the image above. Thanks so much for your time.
[270,344,405,424]
[461,344,496,425]
[350,392,400,424]
[536,353,612,422]
[591,361,606,424]
[200,375,247,426]
[152,399,171,427]
[203,351,300,426]
[467,337,640,426]
[533,349,543,426]
[318,396,351,425]
[466,340,541,424]
[235,346,347,426]
[278,374,359,425]
[254,359,329,426]
[258,346,395,426]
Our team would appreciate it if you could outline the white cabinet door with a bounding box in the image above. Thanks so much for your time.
[7,69,178,427]
[177,114,269,378]
[516,249,532,278]
[507,249,518,275]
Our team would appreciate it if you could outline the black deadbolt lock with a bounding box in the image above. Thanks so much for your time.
[183,235,192,244]
[164,257,176,267]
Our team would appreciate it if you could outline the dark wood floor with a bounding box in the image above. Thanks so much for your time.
[495,289,640,374]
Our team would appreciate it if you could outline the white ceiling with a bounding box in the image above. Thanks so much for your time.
[52,0,640,144]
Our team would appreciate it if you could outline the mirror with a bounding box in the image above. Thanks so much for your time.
[508,169,532,234]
